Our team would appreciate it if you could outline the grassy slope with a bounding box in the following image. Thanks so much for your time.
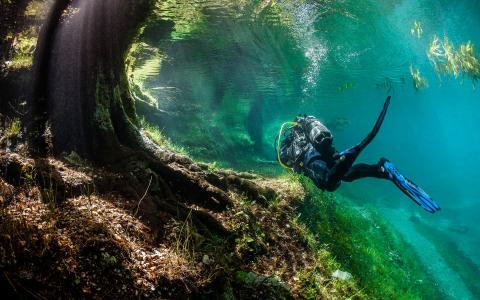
[298,177,445,299]
[0,119,447,299]
[0,148,362,299]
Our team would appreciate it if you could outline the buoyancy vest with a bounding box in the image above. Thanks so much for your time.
[276,116,336,170]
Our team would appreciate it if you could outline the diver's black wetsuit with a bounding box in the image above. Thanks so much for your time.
[279,116,387,192]
[276,96,441,213]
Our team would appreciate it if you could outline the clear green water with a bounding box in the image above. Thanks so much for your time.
[133,0,480,298]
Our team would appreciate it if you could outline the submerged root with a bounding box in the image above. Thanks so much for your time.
[0,149,325,298]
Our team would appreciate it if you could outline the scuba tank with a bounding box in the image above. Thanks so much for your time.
[296,115,333,152]
[276,116,334,170]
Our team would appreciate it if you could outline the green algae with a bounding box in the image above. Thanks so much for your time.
[296,176,444,299]
[411,21,423,39]
[427,35,480,87]
[410,65,428,91]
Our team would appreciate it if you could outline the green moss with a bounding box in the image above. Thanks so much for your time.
[24,0,51,19]
[9,26,38,70]
[64,151,88,167]
[10,54,33,69]
[296,176,443,299]
[94,74,115,132]
[141,119,188,154]
[152,0,207,41]
[2,118,22,140]
[93,102,114,132]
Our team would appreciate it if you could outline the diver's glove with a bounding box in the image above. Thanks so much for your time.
[379,158,441,213]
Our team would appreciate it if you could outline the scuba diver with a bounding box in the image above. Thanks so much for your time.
[275,96,441,213]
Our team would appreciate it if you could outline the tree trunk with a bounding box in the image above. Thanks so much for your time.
[33,0,152,162]
[30,0,279,238]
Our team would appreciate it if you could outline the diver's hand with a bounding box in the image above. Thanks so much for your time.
[337,146,359,161]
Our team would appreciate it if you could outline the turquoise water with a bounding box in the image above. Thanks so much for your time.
[135,0,480,298]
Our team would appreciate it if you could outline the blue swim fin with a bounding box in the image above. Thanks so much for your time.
[381,159,441,213]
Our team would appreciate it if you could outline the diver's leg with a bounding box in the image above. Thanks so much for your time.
[342,163,385,182]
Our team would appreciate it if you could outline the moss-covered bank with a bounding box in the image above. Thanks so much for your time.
[0,134,445,299]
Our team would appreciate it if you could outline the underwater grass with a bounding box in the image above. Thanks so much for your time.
[296,176,444,299]
[141,119,188,155]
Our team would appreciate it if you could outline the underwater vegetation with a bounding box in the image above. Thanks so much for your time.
[0,117,23,154]
[410,21,423,39]
[297,176,444,299]
[141,119,188,155]
[0,0,50,71]
[427,35,480,87]
[409,65,428,91]
[8,26,38,70]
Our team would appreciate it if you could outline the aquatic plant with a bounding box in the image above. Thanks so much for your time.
[297,176,443,299]
[427,35,456,75]
[0,118,22,148]
[409,65,428,90]
[427,35,480,87]
[3,118,22,139]
[141,119,188,155]
[411,21,423,39]
[9,26,38,70]
[456,41,480,86]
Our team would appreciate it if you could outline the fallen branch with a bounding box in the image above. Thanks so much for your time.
[134,174,153,217]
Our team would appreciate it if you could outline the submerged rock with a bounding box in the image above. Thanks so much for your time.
[332,269,353,281]
[235,271,292,299]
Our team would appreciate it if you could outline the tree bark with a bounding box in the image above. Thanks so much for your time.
[33,0,152,161]
[30,0,278,238]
